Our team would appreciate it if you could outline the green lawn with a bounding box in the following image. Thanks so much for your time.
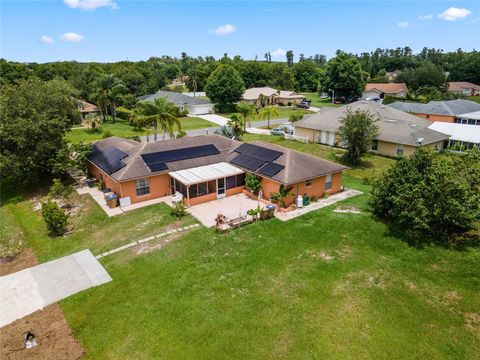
[65,117,216,144]
[466,96,480,104]
[56,176,480,359]
[222,107,314,123]
[300,92,341,108]
[2,137,479,359]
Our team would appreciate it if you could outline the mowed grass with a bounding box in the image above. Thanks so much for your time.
[466,95,480,104]
[222,107,314,122]
[244,133,396,181]
[59,181,480,359]
[300,92,341,108]
[65,117,216,144]
[0,182,196,262]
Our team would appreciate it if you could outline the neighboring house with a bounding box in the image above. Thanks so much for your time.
[362,83,409,100]
[77,100,99,119]
[448,82,480,96]
[386,70,402,82]
[168,75,189,89]
[139,90,214,116]
[293,101,449,157]
[455,111,480,126]
[242,87,305,107]
[86,135,347,207]
[428,122,480,150]
[389,99,480,123]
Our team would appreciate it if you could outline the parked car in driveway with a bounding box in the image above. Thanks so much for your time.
[296,101,310,109]
[271,125,294,136]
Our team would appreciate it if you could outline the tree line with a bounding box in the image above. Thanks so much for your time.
[1,47,479,106]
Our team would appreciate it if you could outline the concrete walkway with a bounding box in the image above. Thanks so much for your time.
[76,185,169,217]
[275,189,363,221]
[0,250,111,328]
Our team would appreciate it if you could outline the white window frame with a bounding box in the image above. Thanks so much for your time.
[325,174,332,191]
[135,178,150,196]
[396,144,404,156]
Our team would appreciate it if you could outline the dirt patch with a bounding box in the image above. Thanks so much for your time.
[0,249,84,359]
[0,248,37,276]
[465,313,480,336]
[0,304,83,360]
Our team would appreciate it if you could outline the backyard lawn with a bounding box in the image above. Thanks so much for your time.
[66,117,216,144]
[1,136,479,359]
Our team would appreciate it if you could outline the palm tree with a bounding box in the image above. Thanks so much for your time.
[258,93,268,108]
[227,113,245,139]
[259,106,280,129]
[134,98,181,141]
[83,114,103,131]
[236,102,255,131]
[93,74,127,123]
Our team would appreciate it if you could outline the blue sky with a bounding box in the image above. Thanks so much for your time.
[1,0,479,63]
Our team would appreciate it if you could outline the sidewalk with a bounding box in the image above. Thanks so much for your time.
[275,189,363,221]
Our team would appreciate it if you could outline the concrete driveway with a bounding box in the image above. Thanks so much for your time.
[193,114,229,126]
[0,250,111,328]
[188,193,261,227]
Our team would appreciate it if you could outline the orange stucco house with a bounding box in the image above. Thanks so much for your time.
[86,135,347,208]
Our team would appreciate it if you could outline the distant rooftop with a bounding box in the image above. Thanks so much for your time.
[388,99,480,116]
[138,90,212,105]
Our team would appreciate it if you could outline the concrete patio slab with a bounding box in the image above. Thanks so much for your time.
[275,189,363,221]
[0,250,111,328]
[188,193,260,227]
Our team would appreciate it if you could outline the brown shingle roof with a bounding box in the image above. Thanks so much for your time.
[365,83,408,94]
[78,100,99,113]
[89,135,347,185]
[448,82,480,92]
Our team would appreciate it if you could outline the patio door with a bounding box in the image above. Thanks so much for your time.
[217,178,226,199]
[217,178,227,199]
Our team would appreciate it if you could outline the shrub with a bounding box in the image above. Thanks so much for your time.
[370,148,480,242]
[171,202,186,218]
[289,114,304,122]
[42,201,68,236]
[102,130,114,138]
[245,173,262,194]
[116,106,133,120]
[49,179,73,199]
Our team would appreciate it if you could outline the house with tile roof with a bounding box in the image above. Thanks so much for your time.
[77,100,100,119]
[293,101,449,157]
[86,135,347,207]
[448,82,480,97]
[389,99,480,123]
[242,87,305,107]
[362,83,409,100]
[139,90,214,115]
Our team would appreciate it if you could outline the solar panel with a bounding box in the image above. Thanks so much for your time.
[148,162,168,172]
[258,162,285,177]
[231,153,267,171]
[234,143,282,162]
[141,144,220,172]
[89,145,128,174]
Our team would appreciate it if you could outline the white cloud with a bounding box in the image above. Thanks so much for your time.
[63,0,118,11]
[212,24,236,35]
[60,32,85,42]
[418,14,433,20]
[397,21,409,28]
[40,35,54,44]
[438,7,471,21]
[271,48,286,58]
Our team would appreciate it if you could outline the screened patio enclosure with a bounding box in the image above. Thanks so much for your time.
[169,162,246,205]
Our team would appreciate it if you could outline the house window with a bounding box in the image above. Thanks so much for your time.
[325,175,332,191]
[306,179,313,188]
[226,176,236,190]
[396,144,404,156]
[371,139,378,151]
[135,178,150,196]
[236,173,246,187]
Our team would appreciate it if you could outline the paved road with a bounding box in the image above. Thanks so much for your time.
[140,118,290,143]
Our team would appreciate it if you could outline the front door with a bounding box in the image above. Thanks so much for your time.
[217,178,226,199]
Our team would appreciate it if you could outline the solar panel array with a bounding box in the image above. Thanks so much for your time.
[232,143,285,177]
[141,144,220,172]
[234,143,282,162]
[89,145,128,174]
